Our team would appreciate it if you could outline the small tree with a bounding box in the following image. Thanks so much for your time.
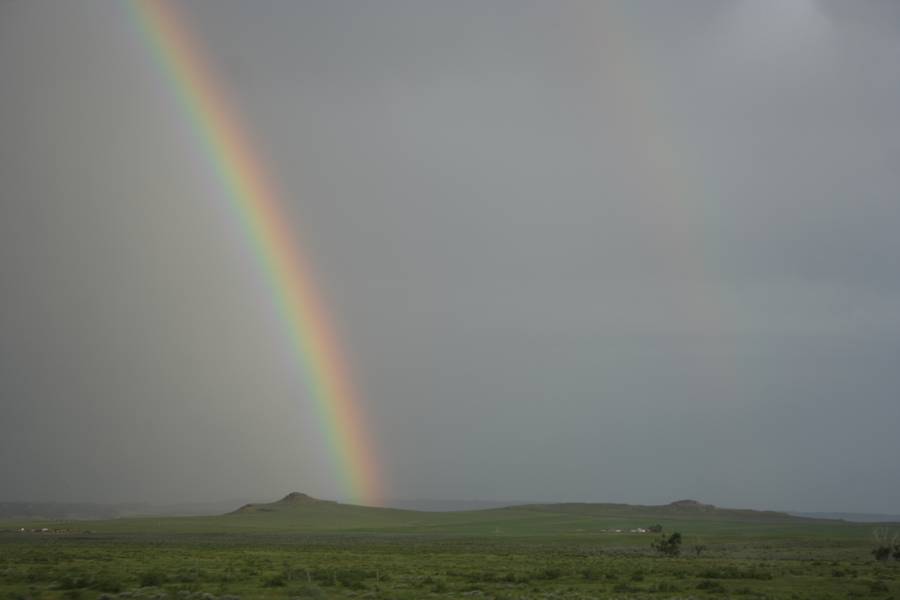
[652,532,682,557]
[872,528,898,562]
[693,543,707,557]
[873,546,892,562]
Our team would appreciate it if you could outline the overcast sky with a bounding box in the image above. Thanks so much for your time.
[1,0,899,513]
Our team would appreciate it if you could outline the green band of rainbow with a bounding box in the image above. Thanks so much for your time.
[130,0,380,506]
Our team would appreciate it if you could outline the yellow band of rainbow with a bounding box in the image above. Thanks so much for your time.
[130,0,381,506]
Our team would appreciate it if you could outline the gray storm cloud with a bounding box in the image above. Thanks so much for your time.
[1,0,898,512]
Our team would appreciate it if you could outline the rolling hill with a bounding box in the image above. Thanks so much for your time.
[1,492,875,540]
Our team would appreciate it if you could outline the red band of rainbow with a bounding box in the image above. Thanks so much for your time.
[130,0,381,506]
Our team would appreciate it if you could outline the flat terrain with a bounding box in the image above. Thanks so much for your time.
[1,494,898,599]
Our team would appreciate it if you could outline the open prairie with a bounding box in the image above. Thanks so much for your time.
[2,495,898,599]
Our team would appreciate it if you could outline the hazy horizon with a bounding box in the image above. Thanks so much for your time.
[4,490,900,521]
[2,0,900,514]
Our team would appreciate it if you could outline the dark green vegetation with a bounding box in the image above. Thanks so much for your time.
[2,494,898,599]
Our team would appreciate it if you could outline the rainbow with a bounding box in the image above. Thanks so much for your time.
[583,3,738,391]
[129,0,381,506]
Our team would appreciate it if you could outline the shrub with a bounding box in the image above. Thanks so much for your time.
[291,584,324,599]
[90,574,124,593]
[654,582,680,593]
[698,567,772,581]
[263,574,286,587]
[463,571,497,583]
[872,546,892,562]
[174,570,199,583]
[139,571,166,587]
[872,528,899,562]
[697,579,727,592]
[335,570,367,590]
[57,575,88,590]
[534,568,562,580]
[652,532,683,557]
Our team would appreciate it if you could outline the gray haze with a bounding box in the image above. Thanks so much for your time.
[1,0,899,513]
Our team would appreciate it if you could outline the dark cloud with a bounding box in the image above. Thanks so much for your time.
[1,0,898,512]
[818,0,900,36]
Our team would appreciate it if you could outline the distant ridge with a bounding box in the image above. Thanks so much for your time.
[9,493,845,527]
[667,499,715,510]
[790,511,900,524]
[226,493,829,525]
[386,498,518,512]
[0,500,246,520]
[232,492,337,514]
[6,492,884,537]
[0,502,135,520]
[513,499,826,523]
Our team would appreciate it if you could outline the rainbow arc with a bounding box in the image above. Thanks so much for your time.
[131,0,381,506]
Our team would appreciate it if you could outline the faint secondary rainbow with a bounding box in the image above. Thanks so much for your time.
[130,0,381,505]
[580,3,740,396]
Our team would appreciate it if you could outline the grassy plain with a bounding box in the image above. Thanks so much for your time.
[1,494,898,599]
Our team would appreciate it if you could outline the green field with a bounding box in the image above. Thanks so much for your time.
[2,494,898,599]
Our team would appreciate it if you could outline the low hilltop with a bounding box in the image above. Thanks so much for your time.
[217,492,426,531]
[232,492,336,514]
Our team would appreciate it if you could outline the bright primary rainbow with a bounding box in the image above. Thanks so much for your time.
[130,0,381,506]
